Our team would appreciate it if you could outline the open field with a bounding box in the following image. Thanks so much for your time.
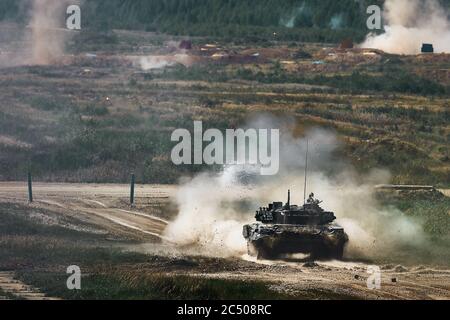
[0,182,449,300]
[0,26,449,186]
[0,11,449,301]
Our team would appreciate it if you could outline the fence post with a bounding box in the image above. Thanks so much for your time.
[27,172,33,203]
[130,173,135,206]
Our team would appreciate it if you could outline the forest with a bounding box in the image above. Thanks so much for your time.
[0,0,393,42]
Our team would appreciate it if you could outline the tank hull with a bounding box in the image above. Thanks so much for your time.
[243,223,348,260]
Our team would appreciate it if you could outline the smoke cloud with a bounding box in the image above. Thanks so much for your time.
[164,117,426,260]
[29,0,67,65]
[361,0,450,54]
[280,4,311,28]
[0,0,73,67]
[138,54,194,70]
[329,14,344,30]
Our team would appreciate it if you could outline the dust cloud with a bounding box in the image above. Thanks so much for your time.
[0,0,75,67]
[361,0,450,54]
[29,0,67,65]
[138,54,194,70]
[280,5,307,28]
[164,117,426,260]
[162,167,252,257]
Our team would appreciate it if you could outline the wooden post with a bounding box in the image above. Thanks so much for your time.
[27,172,33,203]
[130,173,135,206]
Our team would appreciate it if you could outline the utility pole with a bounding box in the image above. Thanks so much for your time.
[130,173,135,207]
[27,172,33,203]
[303,139,309,205]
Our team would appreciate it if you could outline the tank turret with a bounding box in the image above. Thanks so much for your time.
[255,191,336,225]
[243,190,348,260]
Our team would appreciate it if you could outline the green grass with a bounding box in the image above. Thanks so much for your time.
[379,191,450,238]
[16,272,293,300]
[0,32,448,186]
[159,65,449,96]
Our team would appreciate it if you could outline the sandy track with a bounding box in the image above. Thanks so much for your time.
[440,189,450,197]
[0,182,174,241]
[184,258,450,300]
[0,182,175,199]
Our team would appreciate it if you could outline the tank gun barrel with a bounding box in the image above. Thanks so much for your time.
[287,189,290,206]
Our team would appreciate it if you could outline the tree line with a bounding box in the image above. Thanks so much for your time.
[1,0,449,42]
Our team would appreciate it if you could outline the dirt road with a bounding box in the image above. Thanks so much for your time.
[0,182,175,241]
[181,258,450,300]
[0,182,449,300]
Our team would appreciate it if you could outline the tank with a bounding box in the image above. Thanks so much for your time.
[243,190,348,260]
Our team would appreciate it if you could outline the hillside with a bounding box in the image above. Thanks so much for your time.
[0,27,449,185]
[0,1,449,185]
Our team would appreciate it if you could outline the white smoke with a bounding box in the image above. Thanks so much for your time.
[280,4,309,28]
[361,0,450,54]
[163,167,252,257]
[138,54,194,70]
[29,0,67,64]
[329,14,344,30]
[164,117,426,259]
[0,0,74,67]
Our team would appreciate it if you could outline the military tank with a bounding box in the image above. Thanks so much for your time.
[243,190,348,260]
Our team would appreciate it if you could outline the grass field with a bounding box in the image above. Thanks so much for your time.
[0,30,448,186]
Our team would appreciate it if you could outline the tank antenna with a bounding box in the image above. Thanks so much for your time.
[303,139,309,205]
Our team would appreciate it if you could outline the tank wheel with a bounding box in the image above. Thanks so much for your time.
[332,244,345,260]
[311,244,345,260]
[256,246,277,260]
[248,242,278,260]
